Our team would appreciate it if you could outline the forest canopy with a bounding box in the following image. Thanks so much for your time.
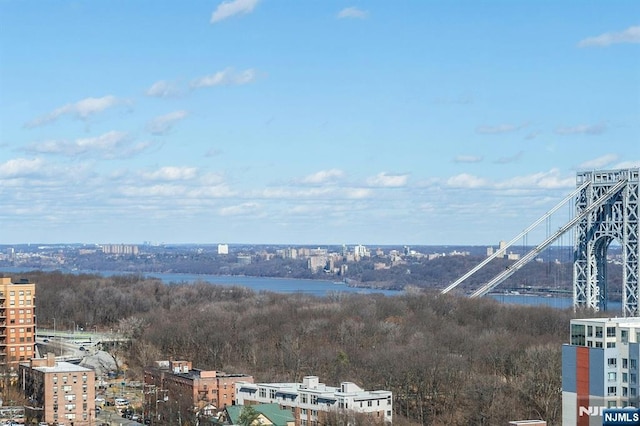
[20,270,584,425]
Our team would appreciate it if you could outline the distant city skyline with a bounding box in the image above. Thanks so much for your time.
[1,1,639,245]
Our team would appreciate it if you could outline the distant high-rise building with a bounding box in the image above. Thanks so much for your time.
[218,244,229,255]
[101,244,139,255]
[354,245,369,258]
[0,277,36,368]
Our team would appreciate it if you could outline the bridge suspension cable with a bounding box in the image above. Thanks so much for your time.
[440,179,591,294]
[468,178,627,298]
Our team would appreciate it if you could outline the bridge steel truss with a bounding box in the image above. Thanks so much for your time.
[441,168,640,317]
[574,168,639,316]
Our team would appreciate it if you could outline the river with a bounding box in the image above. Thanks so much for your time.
[0,266,601,310]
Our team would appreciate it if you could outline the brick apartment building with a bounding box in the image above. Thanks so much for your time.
[0,277,36,369]
[18,353,96,425]
[144,360,253,413]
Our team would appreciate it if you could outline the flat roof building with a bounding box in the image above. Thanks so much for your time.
[0,277,36,368]
[235,375,392,425]
[563,317,640,425]
[19,353,96,425]
[144,360,253,420]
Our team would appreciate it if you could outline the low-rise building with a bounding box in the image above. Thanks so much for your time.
[235,375,392,425]
[219,403,295,426]
[19,353,95,425]
[144,360,253,412]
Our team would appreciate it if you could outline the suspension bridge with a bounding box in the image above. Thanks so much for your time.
[442,168,639,316]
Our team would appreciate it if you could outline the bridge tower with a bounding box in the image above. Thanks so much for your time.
[574,168,640,316]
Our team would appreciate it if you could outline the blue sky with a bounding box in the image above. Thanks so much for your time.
[1,0,639,246]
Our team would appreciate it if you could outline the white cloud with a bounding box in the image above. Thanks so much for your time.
[25,95,124,128]
[147,110,189,135]
[259,187,334,199]
[200,172,226,185]
[454,155,483,163]
[578,154,619,169]
[120,184,187,198]
[476,123,526,134]
[0,158,46,178]
[345,188,372,199]
[494,151,523,164]
[495,169,574,190]
[211,0,259,23]
[612,160,640,169]
[219,202,261,216]
[26,131,134,158]
[446,173,489,188]
[578,25,640,47]
[366,172,409,188]
[337,7,369,19]
[146,80,181,98]
[141,166,198,182]
[191,68,257,89]
[525,131,541,140]
[555,123,606,135]
[300,169,345,184]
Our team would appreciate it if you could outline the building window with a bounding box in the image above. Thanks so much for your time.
[632,359,638,370]
[301,394,308,404]
[623,387,629,397]
[607,342,616,348]
[623,373,628,383]
[607,327,616,337]
[587,325,593,336]
[608,358,617,368]
[608,386,617,396]
[623,358,629,369]
[596,327,603,338]
[609,372,617,381]
[622,330,629,343]
[571,324,586,346]
[259,388,266,398]
[269,389,276,399]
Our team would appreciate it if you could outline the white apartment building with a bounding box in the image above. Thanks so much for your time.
[235,375,392,425]
[562,317,640,426]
